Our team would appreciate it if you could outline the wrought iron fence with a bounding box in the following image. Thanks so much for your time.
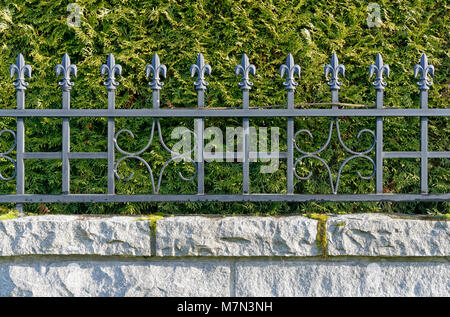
[1,52,449,212]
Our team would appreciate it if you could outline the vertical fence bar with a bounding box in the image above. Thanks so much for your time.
[56,54,77,194]
[191,53,211,195]
[370,53,390,194]
[375,90,384,194]
[16,92,25,214]
[107,90,115,194]
[101,54,122,195]
[414,54,434,194]
[324,53,344,194]
[10,54,31,214]
[242,90,250,194]
[62,90,70,193]
[196,91,205,194]
[235,54,255,194]
[280,54,300,194]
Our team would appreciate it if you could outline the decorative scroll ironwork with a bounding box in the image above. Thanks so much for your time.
[190,53,211,91]
[0,51,448,204]
[100,53,122,90]
[145,53,167,90]
[280,53,301,91]
[293,118,376,194]
[235,54,256,90]
[55,54,77,91]
[113,119,197,194]
[9,53,32,90]
[414,54,434,90]
[0,129,17,181]
[294,54,376,194]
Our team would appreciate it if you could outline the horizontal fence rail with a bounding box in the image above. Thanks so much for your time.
[1,52,449,210]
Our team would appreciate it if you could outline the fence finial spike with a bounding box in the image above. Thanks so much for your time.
[190,53,211,91]
[146,53,167,90]
[324,53,345,90]
[10,53,32,90]
[100,53,122,91]
[235,53,256,90]
[55,53,77,91]
[414,53,434,90]
[280,53,301,91]
[369,53,390,90]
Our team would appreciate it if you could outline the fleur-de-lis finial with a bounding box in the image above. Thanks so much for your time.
[55,54,77,91]
[369,53,390,90]
[324,53,345,90]
[100,53,122,90]
[414,54,434,90]
[145,53,167,90]
[10,53,32,90]
[235,54,256,90]
[280,53,301,91]
[190,53,211,91]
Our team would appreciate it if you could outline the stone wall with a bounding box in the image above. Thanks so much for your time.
[0,214,448,296]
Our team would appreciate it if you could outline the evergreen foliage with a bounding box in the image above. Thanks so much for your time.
[0,0,448,215]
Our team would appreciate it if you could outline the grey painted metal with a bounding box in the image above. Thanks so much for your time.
[0,129,16,181]
[146,53,166,109]
[23,152,108,159]
[101,53,122,195]
[191,53,211,194]
[1,52,448,204]
[370,53,390,194]
[0,194,447,203]
[292,54,375,194]
[10,54,31,215]
[113,55,197,194]
[56,54,77,194]
[235,54,255,194]
[280,53,300,194]
[415,54,434,194]
[0,108,449,118]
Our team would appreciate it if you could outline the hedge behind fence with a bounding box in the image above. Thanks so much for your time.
[0,0,448,215]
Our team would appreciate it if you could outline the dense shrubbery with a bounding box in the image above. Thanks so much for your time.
[0,0,448,215]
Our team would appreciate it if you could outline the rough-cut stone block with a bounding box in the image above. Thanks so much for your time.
[0,216,151,256]
[0,259,230,296]
[327,214,450,256]
[236,260,450,297]
[155,216,318,256]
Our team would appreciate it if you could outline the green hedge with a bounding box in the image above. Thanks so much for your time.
[0,0,448,215]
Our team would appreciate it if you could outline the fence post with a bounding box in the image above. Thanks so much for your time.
[280,54,300,194]
[235,54,255,194]
[370,53,389,194]
[414,54,434,194]
[101,53,122,195]
[191,53,211,195]
[56,54,77,194]
[10,54,31,214]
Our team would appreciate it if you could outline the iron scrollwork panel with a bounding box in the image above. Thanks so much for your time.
[113,119,197,194]
[0,129,17,181]
[293,118,376,194]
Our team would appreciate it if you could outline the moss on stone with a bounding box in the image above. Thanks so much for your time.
[0,211,19,221]
[136,215,164,236]
[304,213,329,258]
